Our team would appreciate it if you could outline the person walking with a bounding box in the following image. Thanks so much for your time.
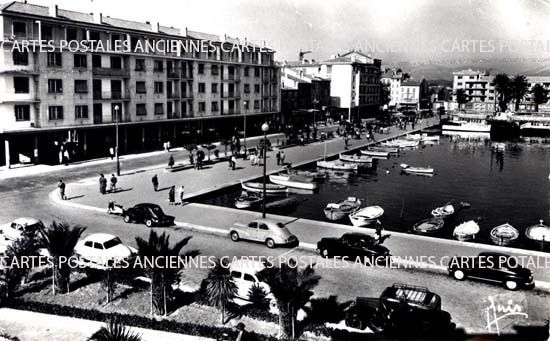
[99,174,107,195]
[152,174,159,191]
[280,151,285,166]
[57,179,67,200]
[110,174,117,192]
[177,185,185,205]
[168,186,175,205]
[231,155,237,170]
[109,147,115,160]
[168,154,175,168]
[276,151,281,165]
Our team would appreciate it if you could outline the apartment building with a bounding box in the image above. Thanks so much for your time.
[381,69,429,110]
[522,76,550,112]
[452,69,496,112]
[380,68,403,107]
[0,1,280,167]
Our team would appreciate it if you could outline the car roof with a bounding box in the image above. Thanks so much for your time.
[230,258,266,273]
[252,219,283,225]
[83,233,118,243]
[343,232,373,239]
[135,203,160,208]
[12,217,42,226]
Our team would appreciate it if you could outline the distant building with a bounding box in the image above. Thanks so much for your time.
[381,68,404,107]
[452,69,496,112]
[522,76,550,112]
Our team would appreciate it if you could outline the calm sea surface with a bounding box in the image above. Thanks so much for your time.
[195,133,550,249]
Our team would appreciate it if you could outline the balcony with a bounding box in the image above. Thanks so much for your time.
[167,69,181,79]
[93,91,131,100]
[181,93,194,100]
[222,92,240,99]
[92,67,130,78]
[222,74,240,82]
[168,92,180,99]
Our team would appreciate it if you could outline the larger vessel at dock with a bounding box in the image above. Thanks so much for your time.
[442,112,491,133]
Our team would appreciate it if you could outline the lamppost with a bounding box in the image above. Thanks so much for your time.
[243,100,248,153]
[261,122,269,218]
[114,105,120,176]
[312,98,319,127]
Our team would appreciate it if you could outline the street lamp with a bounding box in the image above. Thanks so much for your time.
[243,100,248,153]
[261,122,269,218]
[114,105,120,176]
[313,98,319,127]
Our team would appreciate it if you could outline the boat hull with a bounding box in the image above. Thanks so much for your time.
[349,206,384,227]
[360,149,389,158]
[339,154,373,163]
[442,124,491,133]
[317,161,358,171]
[490,224,519,246]
[241,182,288,196]
[269,175,318,190]
[413,218,445,234]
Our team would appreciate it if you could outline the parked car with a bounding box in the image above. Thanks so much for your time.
[229,258,273,303]
[229,219,298,248]
[344,283,454,336]
[317,232,390,264]
[0,217,43,241]
[448,252,534,290]
[75,233,137,268]
[122,203,175,227]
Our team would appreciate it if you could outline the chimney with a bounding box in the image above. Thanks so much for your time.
[151,21,159,33]
[48,4,58,17]
[184,27,188,36]
[93,12,102,24]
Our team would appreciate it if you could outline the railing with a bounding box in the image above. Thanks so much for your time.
[93,91,131,100]
[222,92,240,98]
[181,93,193,99]
[223,74,240,82]
[167,70,180,78]
[168,92,180,99]
[92,67,130,77]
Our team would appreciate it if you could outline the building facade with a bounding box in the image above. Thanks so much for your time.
[0,1,280,167]
[452,69,496,112]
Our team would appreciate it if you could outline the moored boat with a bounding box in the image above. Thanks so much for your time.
[289,170,327,181]
[339,154,373,164]
[360,149,390,158]
[349,206,384,227]
[323,197,362,221]
[381,139,419,148]
[525,219,550,243]
[370,146,399,154]
[235,194,262,209]
[241,181,288,196]
[490,223,519,246]
[400,164,434,174]
[413,217,445,234]
[317,160,358,171]
[269,174,318,190]
[453,220,480,241]
[431,204,454,218]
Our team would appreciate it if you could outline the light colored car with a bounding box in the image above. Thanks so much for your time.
[229,219,298,248]
[229,258,272,301]
[0,217,43,241]
[75,233,137,269]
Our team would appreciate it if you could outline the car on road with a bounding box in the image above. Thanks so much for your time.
[122,203,175,227]
[229,219,298,248]
[317,232,390,264]
[448,252,534,290]
[0,217,43,241]
[75,233,137,268]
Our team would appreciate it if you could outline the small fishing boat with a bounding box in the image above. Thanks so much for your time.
[431,204,455,218]
[453,220,480,241]
[400,164,434,174]
[360,149,390,158]
[525,219,550,243]
[241,181,288,196]
[339,154,373,164]
[381,140,419,148]
[235,194,262,209]
[370,146,399,154]
[323,197,362,221]
[490,223,519,246]
[349,206,384,227]
[407,134,440,142]
[269,174,318,190]
[289,170,327,181]
[413,218,445,234]
[317,160,358,171]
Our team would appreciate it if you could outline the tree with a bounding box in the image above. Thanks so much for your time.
[494,73,511,112]
[301,296,352,330]
[88,318,142,341]
[248,284,270,310]
[454,89,470,109]
[201,144,217,161]
[135,231,199,316]
[258,260,321,340]
[510,75,529,111]
[183,144,197,163]
[204,258,237,324]
[531,84,549,112]
[101,268,120,304]
[38,221,86,294]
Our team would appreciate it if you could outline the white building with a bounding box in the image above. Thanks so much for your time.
[452,69,496,112]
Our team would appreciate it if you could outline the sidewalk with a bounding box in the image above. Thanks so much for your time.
[0,308,214,341]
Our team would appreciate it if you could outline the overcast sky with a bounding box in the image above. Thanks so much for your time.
[28,0,550,63]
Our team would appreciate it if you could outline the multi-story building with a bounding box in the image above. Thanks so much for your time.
[452,69,496,112]
[380,68,403,107]
[522,76,550,112]
[0,1,280,167]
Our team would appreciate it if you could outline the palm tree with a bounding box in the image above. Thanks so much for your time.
[247,284,270,310]
[258,260,321,340]
[38,221,86,294]
[204,258,237,324]
[301,296,351,330]
[494,73,511,112]
[454,89,469,109]
[531,84,549,112]
[135,231,199,316]
[88,318,142,341]
[510,75,529,111]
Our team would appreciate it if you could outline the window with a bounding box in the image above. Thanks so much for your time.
[47,52,62,67]
[74,54,87,68]
[154,82,163,94]
[110,56,122,69]
[136,81,146,94]
[153,60,163,72]
[254,100,260,109]
[135,59,145,71]
[198,102,206,112]
[254,84,260,93]
[41,25,53,41]
[244,67,249,77]
[198,83,206,93]
[231,271,242,279]
[92,54,101,68]
[211,83,218,93]
[243,274,256,282]
[110,34,121,48]
[48,79,63,93]
[12,51,28,65]
[154,103,164,115]
[244,84,250,93]
[89,31,100,42]
[66,27,77,41]
[212,101,219,112]
[75,105,88,119]
[13,21,26,37]
[254,67,260,77]
[74,80,88,93]
[198,64,205,74]
[48,106,63,120]
[14,105,30,121]
[136,104,147,116]
[211,65,219,75]
[13,77,29,93]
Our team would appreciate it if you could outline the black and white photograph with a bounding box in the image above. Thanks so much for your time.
[0,0,550,340]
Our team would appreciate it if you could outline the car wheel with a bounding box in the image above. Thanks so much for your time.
[505,280,519,290]
[320,248,330,258]
[266,238,275,248]
[230,231,239,242]
[145,219,153,228]
[345,315,365,330]
[453,270,465,280]
[123,215,131,223]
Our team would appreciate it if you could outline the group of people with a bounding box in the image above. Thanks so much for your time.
[275,150,286,166]
[168,185,186,205]
[99,173,118,194]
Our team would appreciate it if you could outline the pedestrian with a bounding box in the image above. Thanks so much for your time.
[63,149,70,166]
[235,323,248,341]
[110,174,117,192]
[189,152,194,166]
[280,151,285,165]
[99,174,107,194]
[109,147,115,160]
[344,135,349,148]
[250,154,256,166]
[228,155,233,169]
[231,155,237,170]
[276,151,281,165]
[163,142,168,152]
[166,141,171,152]
[168,186,175,205]
[177,185,185,205]
[152,174,159,191]
[57,179,67,200]
[375,220,383,240]
[168,154,175,168]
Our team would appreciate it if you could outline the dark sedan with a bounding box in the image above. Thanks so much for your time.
[317,232,390,265]
[448,252,534,290]
[122,203,175,227]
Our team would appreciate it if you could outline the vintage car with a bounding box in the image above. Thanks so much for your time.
[122,203,175,227]
[229,219,298,248]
